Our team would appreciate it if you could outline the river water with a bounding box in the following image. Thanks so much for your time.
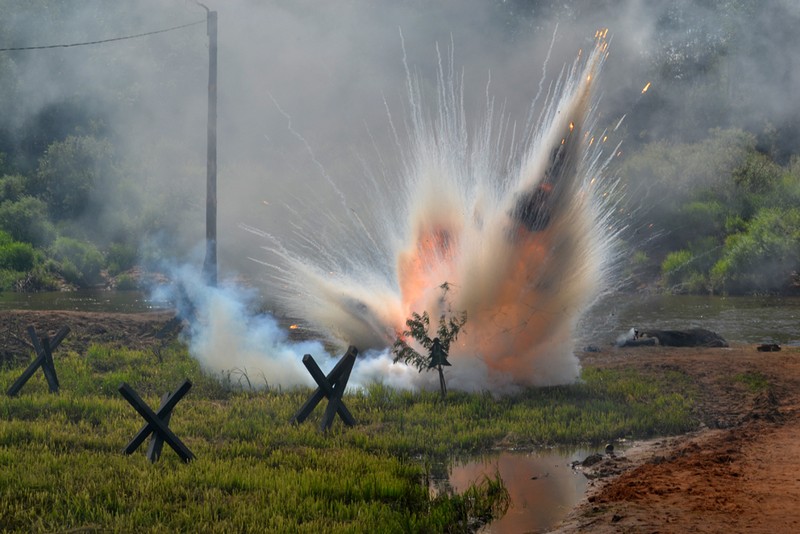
[2,290,797,344]
[580,293,800,346]
[0,289,170,313]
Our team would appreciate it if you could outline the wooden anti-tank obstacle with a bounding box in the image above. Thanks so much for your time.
[119,379,195,463]
[291,346,358,431]
[7,325,70,396]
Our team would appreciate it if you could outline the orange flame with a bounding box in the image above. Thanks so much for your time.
[641,82,651,94]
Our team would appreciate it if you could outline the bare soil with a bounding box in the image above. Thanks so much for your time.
[0,309,180,365]
[3,310,799,532]
[555,344,800,533]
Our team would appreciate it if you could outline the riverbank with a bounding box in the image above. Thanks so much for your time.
[553,344,800,533]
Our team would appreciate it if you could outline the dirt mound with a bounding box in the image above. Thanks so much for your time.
[0,309,181,364]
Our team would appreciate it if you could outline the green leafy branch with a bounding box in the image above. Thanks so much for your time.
[391,282,467,373]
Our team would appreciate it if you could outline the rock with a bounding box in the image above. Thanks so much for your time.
[582,453,604,467]
[618,327,728,348]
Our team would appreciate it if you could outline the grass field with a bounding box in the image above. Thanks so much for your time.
[0,342,697,532]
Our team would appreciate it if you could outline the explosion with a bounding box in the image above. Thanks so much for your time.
[254,33,618,393]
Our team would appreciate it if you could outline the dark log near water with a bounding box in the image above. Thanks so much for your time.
[618,328,728,348]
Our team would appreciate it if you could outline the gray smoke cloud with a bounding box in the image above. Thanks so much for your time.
[7,0,798,271]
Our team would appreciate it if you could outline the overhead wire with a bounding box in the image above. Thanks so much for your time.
[0,19,205,52]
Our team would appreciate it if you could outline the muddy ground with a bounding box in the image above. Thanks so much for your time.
[555,344,800,533]
[2,310,799,532]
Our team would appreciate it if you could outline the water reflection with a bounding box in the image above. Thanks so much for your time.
[439,449,595,533]
[0,289,170,313]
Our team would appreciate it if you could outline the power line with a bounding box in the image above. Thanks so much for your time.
[0,19,206,52]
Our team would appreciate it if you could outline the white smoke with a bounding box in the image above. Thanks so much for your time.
[152,262,421,391]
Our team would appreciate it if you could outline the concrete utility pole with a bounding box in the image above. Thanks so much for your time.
[201,8,218,286]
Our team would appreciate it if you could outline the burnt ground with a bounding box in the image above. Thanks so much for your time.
[2,310,799,532]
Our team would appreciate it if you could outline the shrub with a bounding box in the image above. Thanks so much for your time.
[712,208,800,294]
[34,135,114,220]
[661,249,695,289]
[0,269,22,290]
[22,264,61,291]
[50,236,104,286]
[0,196,55,246]
[0,240,35,271]
[105,242,137,276]
[114,273,138,290]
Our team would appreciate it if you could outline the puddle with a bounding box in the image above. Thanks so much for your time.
[437,449,599,533]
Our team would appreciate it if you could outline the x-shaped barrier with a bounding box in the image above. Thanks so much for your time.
[7,325,70,396]
[119,380,195,463]
[291,346,358,431]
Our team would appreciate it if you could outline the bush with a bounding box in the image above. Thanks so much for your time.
[114,273,138,290]
[22,264,61,291]
[711,208,800,294]
[0,196,55,246]
[34,135,114,221]
[50,236,104,286]
[105,242,137,275]
[661,249,695,289]
[0,269,22,291]
[0,240,35,271]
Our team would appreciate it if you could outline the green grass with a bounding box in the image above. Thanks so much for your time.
[0,342,698,532]
[733,371,771,392]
